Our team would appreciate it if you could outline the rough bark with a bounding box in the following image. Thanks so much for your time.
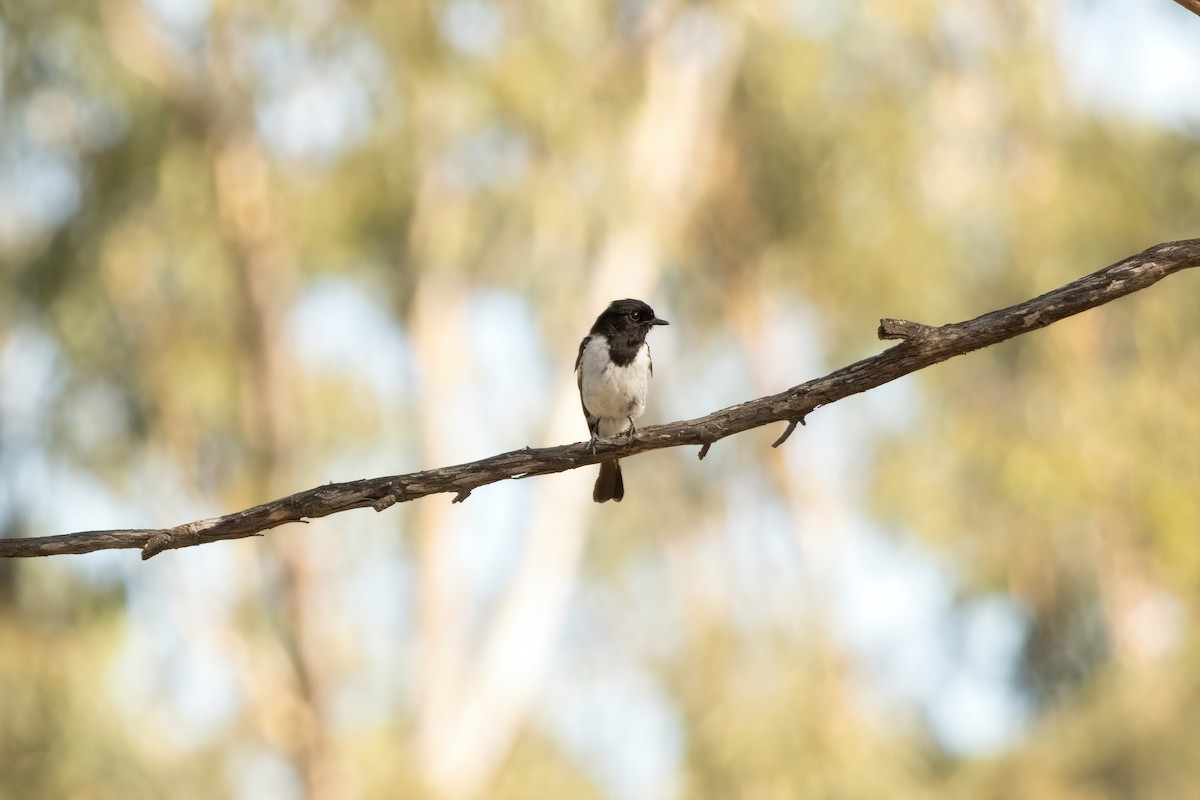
[2,238,1197,561]
[1172,0,1200,19]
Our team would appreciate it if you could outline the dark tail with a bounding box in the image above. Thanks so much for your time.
[593,460,624,503]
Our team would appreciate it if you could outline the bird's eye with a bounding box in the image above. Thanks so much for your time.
[629,311,641,321]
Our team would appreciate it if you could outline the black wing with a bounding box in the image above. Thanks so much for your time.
[575,335,595,425]
[574,335,589,380]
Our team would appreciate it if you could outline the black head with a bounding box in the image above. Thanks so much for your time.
[590,298,669,337]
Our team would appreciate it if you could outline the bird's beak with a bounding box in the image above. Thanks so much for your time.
[652,317,669,326]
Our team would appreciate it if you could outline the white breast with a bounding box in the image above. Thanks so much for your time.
[578,335,652,438]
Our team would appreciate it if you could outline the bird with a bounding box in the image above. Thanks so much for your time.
[575,298,669,503]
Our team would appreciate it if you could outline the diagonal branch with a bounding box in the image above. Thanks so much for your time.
[3,238,1198,560]
[1171,0,1200,20]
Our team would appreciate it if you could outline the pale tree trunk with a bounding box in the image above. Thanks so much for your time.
[215,134,353,800]
[412,10,743,799]
[99,2,354,793]
[409,275,475,773]
[402,67,487,782]
[724,286,854,687]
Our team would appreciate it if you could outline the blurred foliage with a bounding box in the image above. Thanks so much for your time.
[1,0,1199,798]
[0,606,227,799]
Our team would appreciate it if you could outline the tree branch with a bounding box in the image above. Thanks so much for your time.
[3,239,1197,560]
[1171,0,1200,20]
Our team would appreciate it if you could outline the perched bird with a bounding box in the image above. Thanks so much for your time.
[575,298,669,503]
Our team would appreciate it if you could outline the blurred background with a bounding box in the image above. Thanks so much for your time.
[2,0,1199,798]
